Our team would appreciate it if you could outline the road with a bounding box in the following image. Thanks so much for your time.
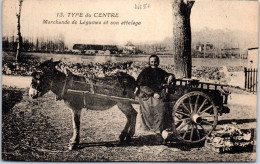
[2,75,257,162]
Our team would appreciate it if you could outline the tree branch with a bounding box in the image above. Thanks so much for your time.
[187,1,195,10]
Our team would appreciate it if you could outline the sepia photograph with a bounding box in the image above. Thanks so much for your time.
[1,0,259,162]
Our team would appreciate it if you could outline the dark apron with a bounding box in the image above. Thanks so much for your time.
[138,91,172,133]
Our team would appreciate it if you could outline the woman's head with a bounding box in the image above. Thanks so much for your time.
[149,55,160,68]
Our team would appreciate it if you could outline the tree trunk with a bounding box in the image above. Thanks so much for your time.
[16,0,23,62]
[172,0,194,78]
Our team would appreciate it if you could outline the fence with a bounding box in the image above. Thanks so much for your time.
[244,68,258,93]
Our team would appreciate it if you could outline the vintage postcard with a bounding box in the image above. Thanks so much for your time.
[2,0,259,162]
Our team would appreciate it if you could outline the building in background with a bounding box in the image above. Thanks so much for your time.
[123,41,136,54]
[72,44,118,55]
[247,48,258,68]
[221,48,241,59]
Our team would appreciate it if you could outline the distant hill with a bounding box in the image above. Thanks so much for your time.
[157,28,257,50]
[192,28,257,50]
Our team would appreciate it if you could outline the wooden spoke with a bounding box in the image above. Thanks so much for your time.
[195,124,201,140]
[202,120,213,126]
[200,115,215,117]
[176,111,190,117]
[174,118,190,123]
[194,95,200,112]
[177,121,190,131]
[200,115,215,121]
[197,99,207,113]
[198,124,207,134]
[181,102,191,114]
[174,114,183,120]
[182,124,191,139]
[190,124,194,141]
[199,105,213,114]
[188,96,193,113]
[176,130,189,134]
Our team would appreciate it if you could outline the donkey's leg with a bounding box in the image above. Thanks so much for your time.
[127,109,137,143]
[69,108,82,150]
[117,102,137,144]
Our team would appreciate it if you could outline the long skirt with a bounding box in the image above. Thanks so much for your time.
[139,97,172,132]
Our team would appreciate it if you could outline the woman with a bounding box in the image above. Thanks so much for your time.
[136,55,175,133]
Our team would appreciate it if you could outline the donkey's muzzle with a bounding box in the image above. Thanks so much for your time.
[29,85,40,99]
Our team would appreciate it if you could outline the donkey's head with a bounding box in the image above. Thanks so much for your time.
[29,58,62,99]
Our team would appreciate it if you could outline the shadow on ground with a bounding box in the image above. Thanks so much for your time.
[78,134,205,151]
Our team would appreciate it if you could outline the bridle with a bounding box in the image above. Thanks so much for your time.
[32,70,44,89]
[54,64,69,100]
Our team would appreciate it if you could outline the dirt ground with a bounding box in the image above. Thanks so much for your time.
[1,76,257,162]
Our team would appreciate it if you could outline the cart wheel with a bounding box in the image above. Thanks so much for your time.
[172,91,218,144]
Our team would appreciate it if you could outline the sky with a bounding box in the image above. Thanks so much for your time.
[2,0,259,48]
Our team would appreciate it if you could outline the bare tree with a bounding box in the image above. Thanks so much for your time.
[172,0,195,78]
[16,0,23,61]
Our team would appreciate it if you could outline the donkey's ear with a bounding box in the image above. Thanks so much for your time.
[48,58,54,66]
[65,68,73,77]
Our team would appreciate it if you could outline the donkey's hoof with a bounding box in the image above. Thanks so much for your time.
[119,138,125,144]
[119,132,127,144]
[125,134,132,144]
[68,143,78,150]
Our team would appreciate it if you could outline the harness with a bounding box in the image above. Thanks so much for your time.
[53,64,136,109]
[54,65,69,101]
[56,76,68,101]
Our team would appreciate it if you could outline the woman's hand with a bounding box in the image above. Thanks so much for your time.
[134,87,139,96]
[167,74,176,86]
[153,93,160,99]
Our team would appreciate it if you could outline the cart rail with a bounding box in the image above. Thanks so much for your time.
[67,89,139,103]
[176,78,229,90]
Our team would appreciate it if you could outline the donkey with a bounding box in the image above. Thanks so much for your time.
[29,59,138,150]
